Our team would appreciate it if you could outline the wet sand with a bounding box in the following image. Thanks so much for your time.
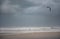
[0,32,60,39]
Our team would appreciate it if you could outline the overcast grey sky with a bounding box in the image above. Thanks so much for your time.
[0,0,60,27]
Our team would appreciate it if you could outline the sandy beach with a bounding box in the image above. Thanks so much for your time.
[0,32,60,39]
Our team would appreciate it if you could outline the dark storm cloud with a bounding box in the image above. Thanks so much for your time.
[10,0,36,8]
[0,0,60,27]
[53,0,60,3]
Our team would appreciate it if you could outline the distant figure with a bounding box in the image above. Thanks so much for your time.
[46,6,51,12]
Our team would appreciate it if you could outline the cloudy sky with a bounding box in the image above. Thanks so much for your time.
[0,0,60,27]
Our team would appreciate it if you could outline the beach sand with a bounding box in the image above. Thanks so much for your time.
[0,32,60,39]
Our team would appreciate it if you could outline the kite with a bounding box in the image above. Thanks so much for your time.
[47,6,51,12]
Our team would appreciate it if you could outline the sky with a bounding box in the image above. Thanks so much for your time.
[0,0,60,27]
